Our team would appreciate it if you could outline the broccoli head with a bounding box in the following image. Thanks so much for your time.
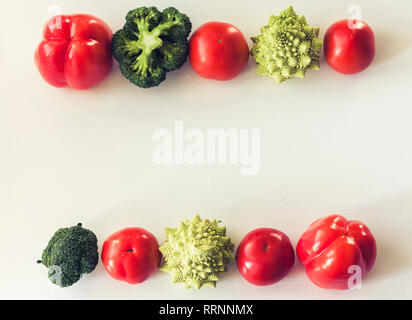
[112,6,192,88]
[37,223,98,287]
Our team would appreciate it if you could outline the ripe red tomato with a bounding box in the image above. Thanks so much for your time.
[189,21,249,80]
[297,215,377,290]
[236,228,295,286]
[324,19,375,74]
[101,227,162,284]
[34,14,113,90]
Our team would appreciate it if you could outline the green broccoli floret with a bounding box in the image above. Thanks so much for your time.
[37,223,98,287]
[112,6,192,88]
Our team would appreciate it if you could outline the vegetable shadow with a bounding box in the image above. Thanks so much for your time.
[373,29,411,66]
[356,192,412,284]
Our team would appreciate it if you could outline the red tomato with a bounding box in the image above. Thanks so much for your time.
[324,19,375,74]
[189,21,249,80]
[297,215,377,290]
[34,14,113,90]
[236,228,295,286]
[101,227,162,284]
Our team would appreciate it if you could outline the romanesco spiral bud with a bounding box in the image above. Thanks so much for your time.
[160,215,234,289]
[251,6,323,83]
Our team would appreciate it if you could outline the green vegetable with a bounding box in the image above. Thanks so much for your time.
[160,215,234,289]
[112,6,192,88]
[37,223,98,287]
[251,6,323,83]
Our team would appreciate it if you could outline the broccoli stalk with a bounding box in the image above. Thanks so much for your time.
[37,223,98,287]
[112,7,192,88]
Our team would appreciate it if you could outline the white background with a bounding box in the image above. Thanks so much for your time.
[1,0,412,299]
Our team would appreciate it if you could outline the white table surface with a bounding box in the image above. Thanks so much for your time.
[1,0,412,299]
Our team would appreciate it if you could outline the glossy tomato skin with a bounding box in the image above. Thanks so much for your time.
[297,215,377,290]
[324,19,375,74]
[101,227,162,284]
[236,228,295,286]
[34,14,113,90]
[189,22,249,80]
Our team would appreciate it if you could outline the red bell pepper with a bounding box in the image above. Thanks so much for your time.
[297,214,377,290]
[34,14,113,90]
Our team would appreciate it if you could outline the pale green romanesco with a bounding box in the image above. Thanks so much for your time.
[160,215,234,289]
[251,6,323,83]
